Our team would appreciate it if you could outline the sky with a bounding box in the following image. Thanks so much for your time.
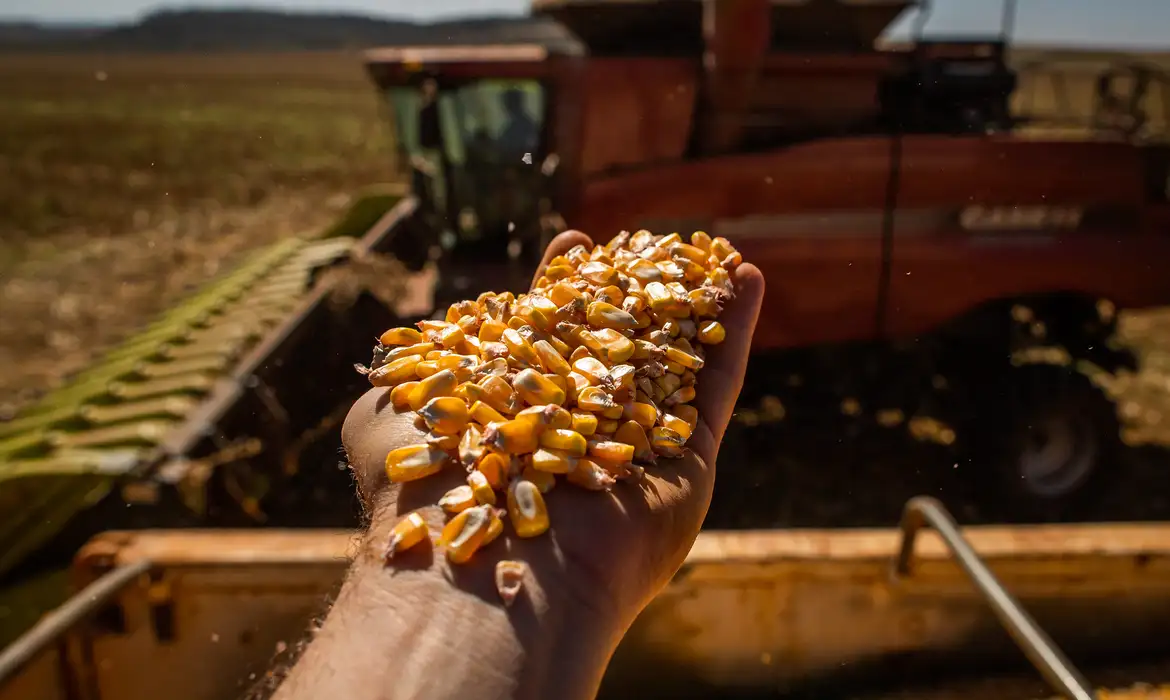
[3,0,1169,50]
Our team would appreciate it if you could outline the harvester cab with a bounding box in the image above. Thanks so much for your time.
[368,45,567,272]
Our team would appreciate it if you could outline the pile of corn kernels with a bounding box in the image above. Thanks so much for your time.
[362,230,741,602]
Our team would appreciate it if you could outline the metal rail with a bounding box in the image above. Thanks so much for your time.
[893,496,1097,700]
[0,559,152,689]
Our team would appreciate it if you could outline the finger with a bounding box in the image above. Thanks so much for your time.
[531,230,593,289]
[342,387,426,499]
[691,263,765,448]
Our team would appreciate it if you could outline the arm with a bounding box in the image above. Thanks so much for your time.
[272,231,765,700]
[274,493,619,700]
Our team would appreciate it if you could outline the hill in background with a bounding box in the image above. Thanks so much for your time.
[0,8,570,52]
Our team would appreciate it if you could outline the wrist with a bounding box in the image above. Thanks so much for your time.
[357,492,622,700]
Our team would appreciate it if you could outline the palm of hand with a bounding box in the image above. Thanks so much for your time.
[342,231,764,628]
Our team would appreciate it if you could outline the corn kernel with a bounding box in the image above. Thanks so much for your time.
[380,327,423,346]
[571,411,598,436]
[614,420,654,462]
[439,485,477,513]
[484,419,540,454]
[665,386,697,406]
[698,321,726,345]
[593,328,635,364]
[484,509,505,545]
[587,440,635,464]
[502,328,541,366]
[533,339,572,375]
[495,560,527,607]
[409,369,459,411]
[419,396,470,435]
[427,432,460,451]
[513,368,567,406]
[539,428,587,457]
[478,452,509,489]
[623,401,658,429]
[389,381,418,411]
[370,355,423,387]
[566,458,617,491]
[385,444,448,483]
[383,512,429,562]
[532,447,578,474]
[440,505,493,563]
[508,480,551,538]
[660,412,693,440]
[522,464,557,493]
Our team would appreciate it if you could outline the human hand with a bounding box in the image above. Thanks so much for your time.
[341,230,764,633]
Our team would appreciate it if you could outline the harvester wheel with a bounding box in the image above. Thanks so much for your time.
[967,362,1121,522]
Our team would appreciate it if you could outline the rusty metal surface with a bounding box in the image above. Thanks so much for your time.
[1,523,1167,700]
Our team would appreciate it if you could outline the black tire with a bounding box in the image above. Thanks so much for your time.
[962,362,1122,523]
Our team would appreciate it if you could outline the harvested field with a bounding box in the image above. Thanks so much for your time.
[0,51,397,416]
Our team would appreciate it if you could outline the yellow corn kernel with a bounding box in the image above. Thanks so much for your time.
[385,444,448,483]
[521,464,556,493]
[573,357,609,384]
[426,432,460,451]
[370,355,423,387]
[566,458,617,491]
[698,321,726,345]
[479,318,508,342]
[657,373,682,397]
[532,339,572,376]
[644,282,687,317]
[577,386,617,412]
[587,440,635,464]
[539,428,587,457]
[495,559,526,607]
[470,400,507,427]
[419,396,470,436]
[502,328,541,366]
[691,230,712,251]
[595,285,625,306]
[586,301,638,330]
[380,327,423,346]
[513,368,567,406]
[478,452,509,489]
[614,420,654,462]
[481,375,521,415]
[408,369,458,411]
[414,359,440,378]
[440,505,493,564]
[508,480,551,538]
[665,386,697,406]
[626,258,663,283]
[596,418,620,435]
[580,261,619,286]
[467,470,497,505]
[532,447,578,474]
[439,485,477,513]
[571,411,598,436]
[455,381,485,404]
[608,364,636,395]
[385,341,435,362]
[458,424,485,467]
[383,512,428,562]
[483,510,505,546]
[650,426,687,457]
[664,345,704,371]
[657,232,682,248]
[660,412,693,440]
[484,419,540,454]
[548,281,584,307]
[689,287,723,318]
[389,381,418,411]
[669,242,708,265]
[671,404,699,427]
[437,324,465,349]
[623,401,658,429]
[568,346,593,366]
[593,328,635,364]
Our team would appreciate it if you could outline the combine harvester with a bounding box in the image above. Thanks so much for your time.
[4,0,1170,697]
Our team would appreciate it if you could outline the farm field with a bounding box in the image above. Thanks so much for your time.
[0,51,397,416]
[2,45,1170,430]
